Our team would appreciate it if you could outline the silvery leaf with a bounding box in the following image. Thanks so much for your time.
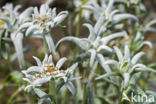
[56,36,91,50]
[24,85,34,92]
[19,7,33,23]
[14,5,21,13]
[88,49,96,67]
[3,4,15,19]
[94,14,105,35]
[97,45,112,52]
[66,63,78,74]
[9,43,28,62]
[40,4,48,16]
[31,31,43,38]
[112,13,138,24]
[25,74,33,79]
[56,57,67,69]
[89,61,98,80]
[145,19,156,28]
[33,88,47,98]
[26,66,41,73]
[105,0,114,16]
[96,71,120,80]
[26,25,39,37]
[104,60,119,69]
[110,9,119,19]
[90,0,100,8]
[88,82,93,104]
[23,78,31,83]
[18,22,32,31]
[97,54,112,73]
[33,77,50,85]
[38,97,52,104]
[34,7,39,15]
[130,64,146,73]
[33,56,42,66]
[140,41,153,49]
[83,23,96,41]
[144,27,156,32]
[131,52,144,65]
[68,77,81,81]
[82,5,99,14]
[135,67,156,73]
[42,54,48,64]
[114,46,123,61]
[67,81,76,96]
[11,32,25,68]
[101,31,126,45]
[123,73,130,89]
[134,31,142,42]
[124,45,130,59]
[45,33,56,54]
[97,26,106,37]
[54,11,68,25]
[48,55,53,64]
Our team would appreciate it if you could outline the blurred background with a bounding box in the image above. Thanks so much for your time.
[0,0,156,103]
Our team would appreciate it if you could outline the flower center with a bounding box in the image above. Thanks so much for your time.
[40,15,47,21]
[48,66,55,72]
[0,20,5,26]
[44,65,58,73]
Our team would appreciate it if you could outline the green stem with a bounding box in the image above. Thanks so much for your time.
[74,0,87,57]
[43,34,48,54]
[7,88,22,104]
[24,93,33,104]
[49,79,54,95]
[82,83,87,104]
[75,0,87,37]
[64,90,68,104]
[6,44,13,71]
[49,79,57,104]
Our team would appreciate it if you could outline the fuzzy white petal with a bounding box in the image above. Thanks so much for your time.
[56,57,67,69]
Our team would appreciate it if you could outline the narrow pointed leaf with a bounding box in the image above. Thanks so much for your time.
[131,52,144,64]
[56,57,67,69]
[67,81,76,96]
[113,14,138,24]
[56,36,90,50]
[11,33,25,69]
[88,49,96,67]
[45,33,56,54]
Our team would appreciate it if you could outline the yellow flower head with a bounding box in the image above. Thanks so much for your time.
[0,20,5,26]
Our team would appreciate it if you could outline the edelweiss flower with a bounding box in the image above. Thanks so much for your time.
[25,4,68,35]
[22,54,78,92]
[0,3,33,68]
[19,4,68,54]
[82,0,138,24]
[96,45,156,89]
[56,17,126,73]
